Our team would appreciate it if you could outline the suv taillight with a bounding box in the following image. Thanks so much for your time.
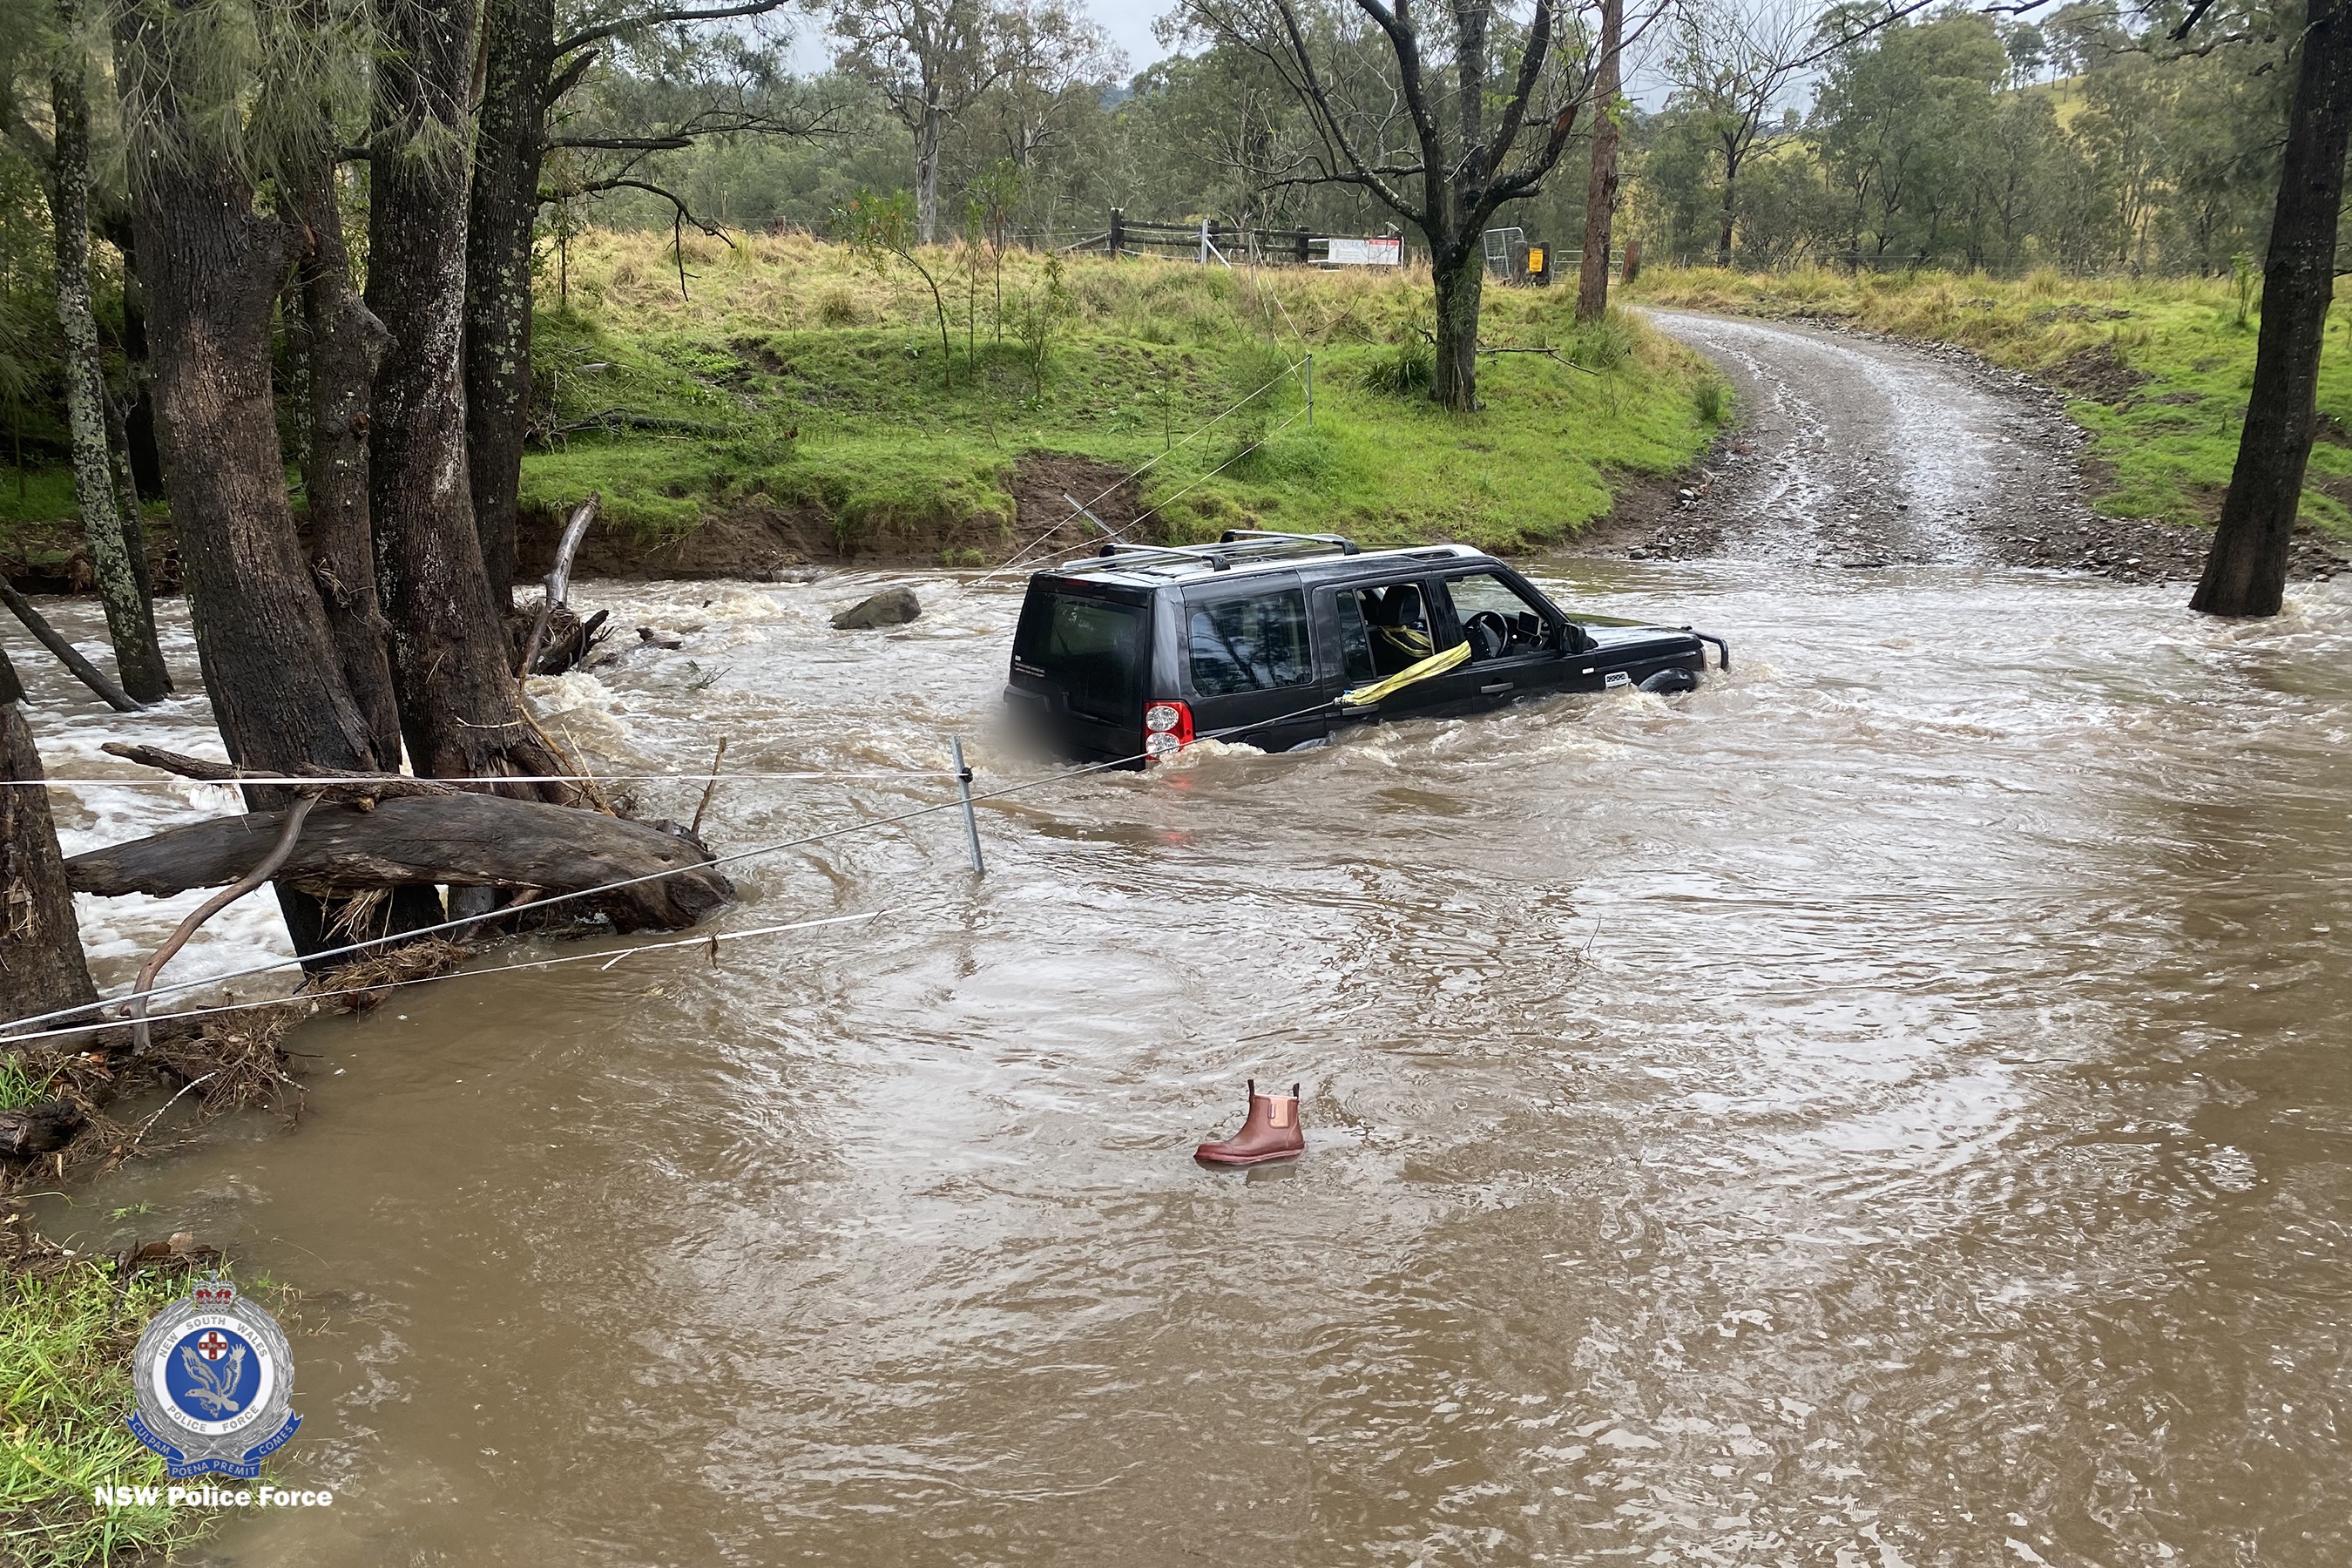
[1143,700,1193,760]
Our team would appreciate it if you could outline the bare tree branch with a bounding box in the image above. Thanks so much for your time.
[555,0,788,59]
[571,177,734,239]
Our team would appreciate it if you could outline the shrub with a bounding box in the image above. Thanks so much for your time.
[1360,338,1433,398]
[1565,314,1637,370]
[1223,339,1297,427]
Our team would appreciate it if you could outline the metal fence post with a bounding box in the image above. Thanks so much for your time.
[950,736,985,878]
[1306,355,1314,430]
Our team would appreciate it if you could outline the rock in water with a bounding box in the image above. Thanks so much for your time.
[831,587,922,630]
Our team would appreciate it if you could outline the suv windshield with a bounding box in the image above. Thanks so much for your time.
[1439,572,1558,659]
[1015,591,1147,723]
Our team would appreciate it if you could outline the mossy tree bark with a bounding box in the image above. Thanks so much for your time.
[1,645,99,1026]
[1431,251,1484,413]
[2192,0,2352,618]
[368,0,571,798]
[49,17,171,703]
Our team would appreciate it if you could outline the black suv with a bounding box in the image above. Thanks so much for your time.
[1004,531,1728,764]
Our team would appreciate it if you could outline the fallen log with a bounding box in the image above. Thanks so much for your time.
[66,794,733,931]
[0,1099,84,1159]
[0,578,143,713]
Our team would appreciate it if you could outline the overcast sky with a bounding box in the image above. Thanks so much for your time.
[790,0,1685,110]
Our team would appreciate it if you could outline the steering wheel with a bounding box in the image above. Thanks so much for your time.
[1464,610,1513,659]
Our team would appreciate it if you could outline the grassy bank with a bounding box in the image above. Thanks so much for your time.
[1627,265,2352,535]
[512,230,1722,558]
[0,235,1723,571]
[1,1252,209,1565]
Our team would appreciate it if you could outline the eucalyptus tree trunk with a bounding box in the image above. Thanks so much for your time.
[123,3,385,955]
[1576,0,1622,324]
[1716,144,1740,269]
[51,30,171,702]
[464,0,558,611]
[285,159,402,766]
[915,96,944,245]
[2193,0,2352,618]
[1,644,98,1026]
[369,0,571,796]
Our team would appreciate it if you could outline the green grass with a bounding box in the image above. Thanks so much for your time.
[0,1054,53,1112]
[1627,264,2350,535]
[513,230,1720,557]
[0,470,76,526]
[0,1260,216,1566]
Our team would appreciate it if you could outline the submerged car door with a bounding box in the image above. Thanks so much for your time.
[1179,575,1332,751]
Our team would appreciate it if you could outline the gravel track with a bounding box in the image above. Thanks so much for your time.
[1605,308,2344,585]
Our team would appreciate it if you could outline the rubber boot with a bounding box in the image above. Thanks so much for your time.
[1194,1080,1304,1166]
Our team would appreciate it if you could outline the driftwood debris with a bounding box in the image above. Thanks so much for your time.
[131,792,320,1048]
[67,794,733,930]
[518,492,606,677]
[100,741,459,803]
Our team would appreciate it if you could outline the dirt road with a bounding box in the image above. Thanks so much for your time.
[1624,309,2342,584]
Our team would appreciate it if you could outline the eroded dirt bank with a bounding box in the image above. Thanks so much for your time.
[1609,309,2345,584]
[514,451,1147,580]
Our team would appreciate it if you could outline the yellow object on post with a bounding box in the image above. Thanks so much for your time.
[1337,641,1470,708]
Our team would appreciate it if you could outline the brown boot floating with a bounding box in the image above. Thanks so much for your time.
[1194,1080,1304,1166]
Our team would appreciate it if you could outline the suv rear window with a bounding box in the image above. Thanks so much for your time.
[1016,592,1147,722]
[1186,588,1313,695]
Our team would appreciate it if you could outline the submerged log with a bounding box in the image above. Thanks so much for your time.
[66,794,733,931]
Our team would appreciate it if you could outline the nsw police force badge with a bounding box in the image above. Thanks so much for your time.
[126,1280,301,1478]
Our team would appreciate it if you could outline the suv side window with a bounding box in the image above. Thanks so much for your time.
[1187,588,1314,694]
[1334,591,1378,682]
[1439,572,1559,660]
[1338,581,1438,678]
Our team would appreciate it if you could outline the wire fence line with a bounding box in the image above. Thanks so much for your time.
[974,349,1311,587]
[3,769,955,789]
[0,912,899,1050]
[6,265,1333,1047]
[4,689,1349,1045]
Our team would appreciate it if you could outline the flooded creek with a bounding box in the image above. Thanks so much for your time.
[20,556,2351,1566]
[15,317,2352,1565]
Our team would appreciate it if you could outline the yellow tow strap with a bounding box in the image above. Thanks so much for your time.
[1337,641,1470,707]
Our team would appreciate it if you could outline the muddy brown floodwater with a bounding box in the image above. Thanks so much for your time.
[20,315,2352,1566]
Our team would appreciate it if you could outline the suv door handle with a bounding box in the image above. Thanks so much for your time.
[1479,681,1513,696]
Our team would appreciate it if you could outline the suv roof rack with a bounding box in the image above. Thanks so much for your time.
[1092,529,1361,573]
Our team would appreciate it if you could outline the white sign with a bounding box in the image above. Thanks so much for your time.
[1322,237,1402,267]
